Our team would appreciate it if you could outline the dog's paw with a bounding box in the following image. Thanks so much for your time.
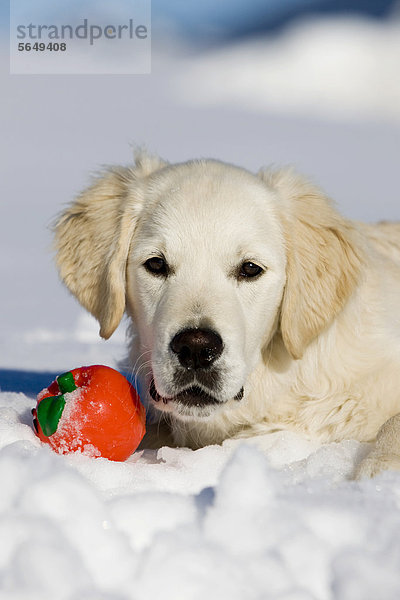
[354,451,400,480]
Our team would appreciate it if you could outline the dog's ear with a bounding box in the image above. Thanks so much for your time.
[54,151,167,339]
[259,168,363,360]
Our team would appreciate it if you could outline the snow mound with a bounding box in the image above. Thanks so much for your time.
[1,390,400,599]
[174,15,400,123]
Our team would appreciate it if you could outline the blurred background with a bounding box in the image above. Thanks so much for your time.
[1,0,399,387]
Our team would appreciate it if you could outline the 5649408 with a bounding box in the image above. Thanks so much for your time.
[18,42,67,51]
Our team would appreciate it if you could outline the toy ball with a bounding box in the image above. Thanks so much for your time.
[32,365,146,461]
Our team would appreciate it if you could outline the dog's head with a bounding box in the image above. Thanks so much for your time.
[55,153,361,422]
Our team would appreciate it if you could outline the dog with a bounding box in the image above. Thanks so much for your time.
[54,151,400,477]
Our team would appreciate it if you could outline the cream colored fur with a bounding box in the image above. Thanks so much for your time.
[54,152,400,478]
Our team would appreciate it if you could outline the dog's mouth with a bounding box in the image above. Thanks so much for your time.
[149,379,244,409]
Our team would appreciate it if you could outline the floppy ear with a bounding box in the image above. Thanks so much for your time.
[259,168,363,360]
[54,151,167,339]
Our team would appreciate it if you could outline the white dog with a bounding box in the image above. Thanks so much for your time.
[55,152,400,477]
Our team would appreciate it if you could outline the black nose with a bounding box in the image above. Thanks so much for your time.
[170,328,223,370]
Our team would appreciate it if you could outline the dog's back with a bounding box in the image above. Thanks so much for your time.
[361,222,400,264]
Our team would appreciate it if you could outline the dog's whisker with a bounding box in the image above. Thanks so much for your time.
[127,350,152,393]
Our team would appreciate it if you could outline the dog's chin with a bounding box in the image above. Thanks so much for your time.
[149,379,244,420]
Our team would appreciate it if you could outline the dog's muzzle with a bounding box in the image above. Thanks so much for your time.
[149,327,243,412]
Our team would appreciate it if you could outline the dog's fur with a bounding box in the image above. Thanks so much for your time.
[55,152,400,477]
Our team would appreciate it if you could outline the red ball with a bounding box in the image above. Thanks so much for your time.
[32,365,146,461]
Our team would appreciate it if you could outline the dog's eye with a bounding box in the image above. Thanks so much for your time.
[144,256,168,276]
[239,261,264,279]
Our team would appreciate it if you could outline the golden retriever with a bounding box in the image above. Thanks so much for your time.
[54,151,400,477]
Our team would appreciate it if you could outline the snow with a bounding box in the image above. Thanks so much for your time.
[173,15,400,123]
[1,391,400,599]
[2,10,400,599]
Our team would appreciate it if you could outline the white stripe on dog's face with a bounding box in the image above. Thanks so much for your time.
[126,161,286,421]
